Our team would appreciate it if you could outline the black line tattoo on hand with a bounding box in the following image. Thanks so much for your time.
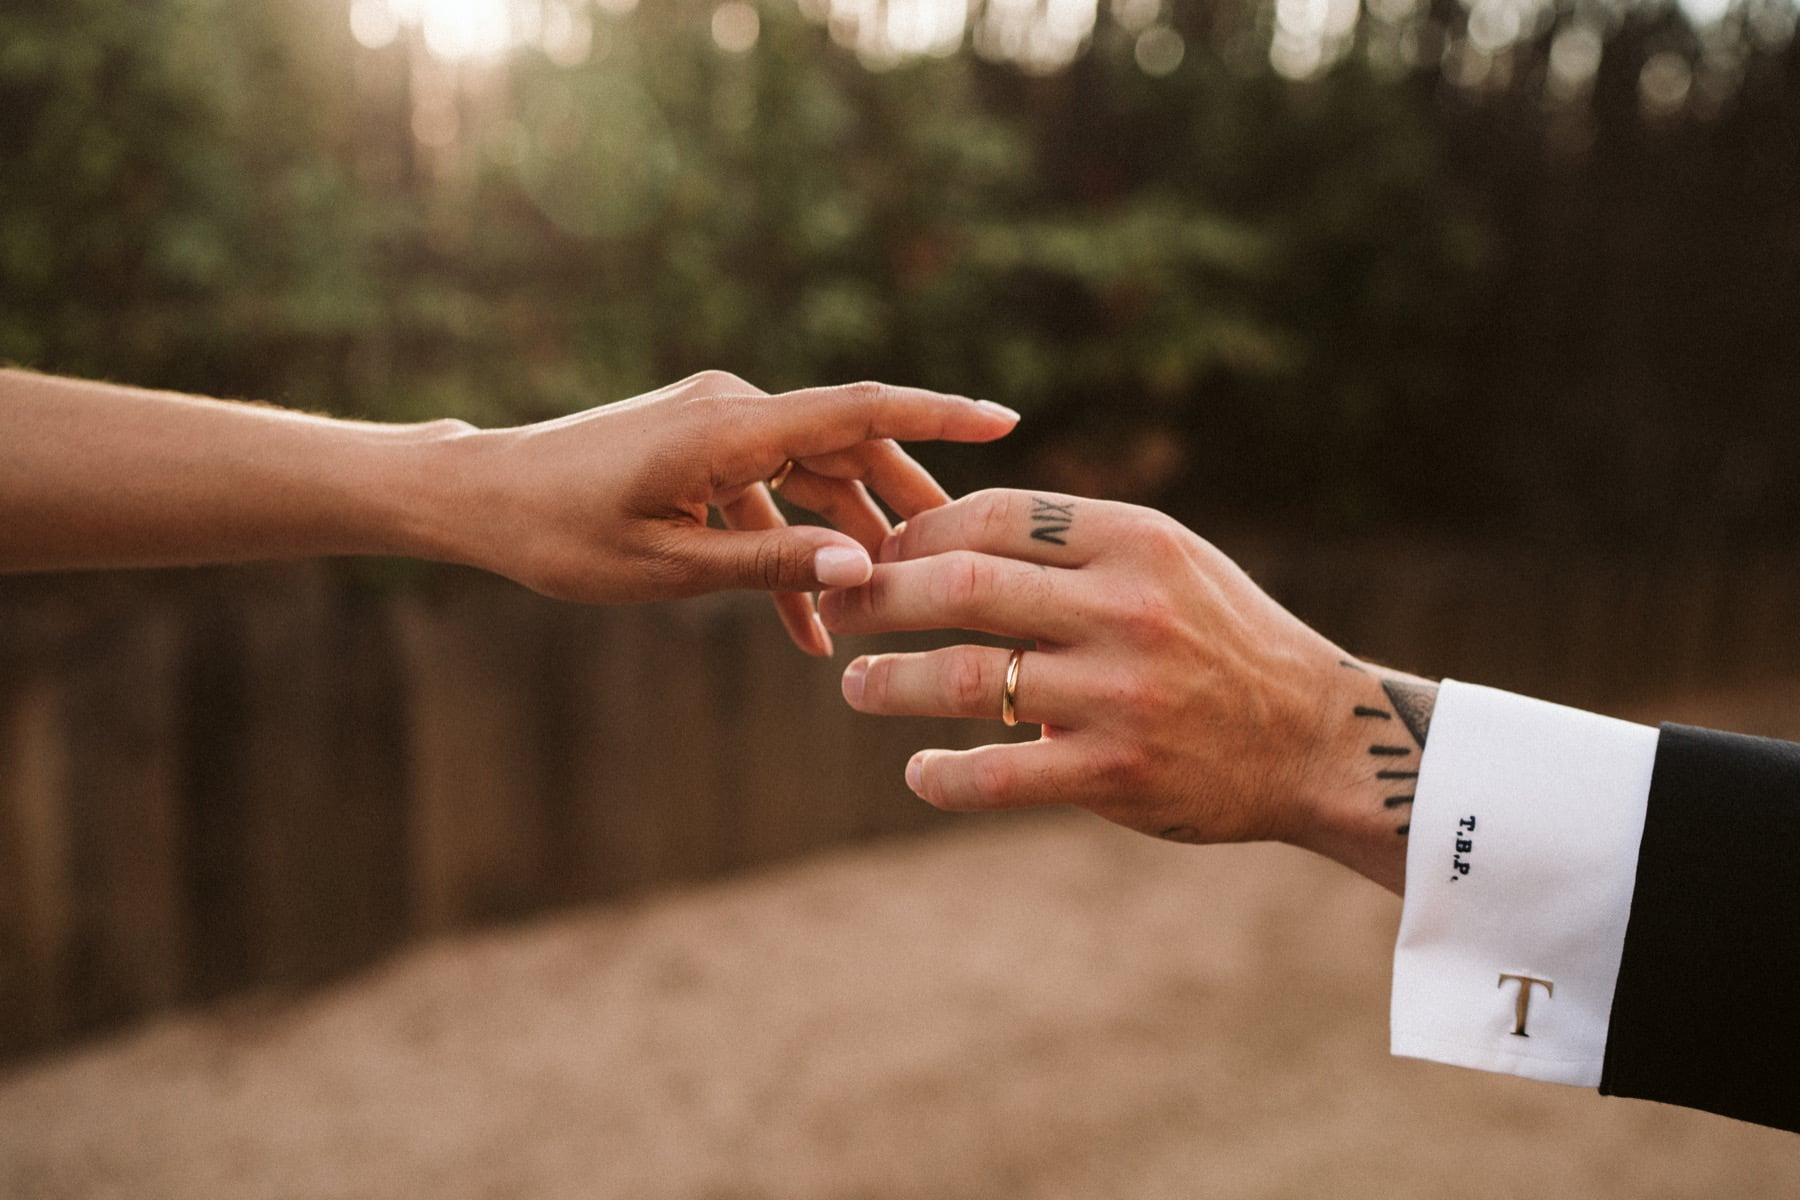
[1029,497,1074,545]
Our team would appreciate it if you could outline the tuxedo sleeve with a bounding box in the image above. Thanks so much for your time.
[1391,686,1800,1133]
[1599,724,1800,1130]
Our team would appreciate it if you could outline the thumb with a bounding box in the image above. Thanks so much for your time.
[665,524,874,593]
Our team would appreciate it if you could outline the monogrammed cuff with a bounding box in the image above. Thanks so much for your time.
[1390,680,1658,1087]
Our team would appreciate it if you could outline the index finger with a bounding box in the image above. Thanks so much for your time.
[715,383,1018,484]
[880,488,1108,568]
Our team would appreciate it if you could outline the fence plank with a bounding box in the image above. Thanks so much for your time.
[0,672,72,1050]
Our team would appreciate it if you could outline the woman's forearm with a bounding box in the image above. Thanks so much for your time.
[0,369,465,573]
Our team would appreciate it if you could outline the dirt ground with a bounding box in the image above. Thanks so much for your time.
[3,684,1799,1199]
[4,831,1799,1197]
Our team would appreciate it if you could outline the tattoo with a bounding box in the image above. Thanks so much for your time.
[1159,825,1203,844]
[1381,679,1436,748]
[1348,672,1441,839]
[1029,497,1074,545]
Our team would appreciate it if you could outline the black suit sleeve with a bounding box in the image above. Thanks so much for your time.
[1599,724,1800,1131]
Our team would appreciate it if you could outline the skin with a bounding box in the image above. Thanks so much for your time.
[821,488,1435,893]
[0,368,1019,655]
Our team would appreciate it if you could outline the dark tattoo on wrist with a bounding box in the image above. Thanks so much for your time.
[1029,497,1074,545]
[1381,678,1436,748]
[1343,670,1440,838]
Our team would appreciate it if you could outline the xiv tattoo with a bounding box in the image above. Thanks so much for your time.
[1029,497,1074,545]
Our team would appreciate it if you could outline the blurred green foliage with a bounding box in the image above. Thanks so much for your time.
[3,0,1796,543]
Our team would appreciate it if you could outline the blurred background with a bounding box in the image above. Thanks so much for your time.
[3,0,1800,1194]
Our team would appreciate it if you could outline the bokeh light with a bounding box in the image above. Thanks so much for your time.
[1134,24,1184,74]
[712,1,762,52]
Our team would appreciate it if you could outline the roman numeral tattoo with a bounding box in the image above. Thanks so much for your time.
[1029,497,1074,545]
[1340,662,1439,837]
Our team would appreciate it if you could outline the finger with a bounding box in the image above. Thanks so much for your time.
[799,439,950,521]
[879,488,1106,568]
[842,645,1084,728]
[905,739,1086,812]
[672,522,872,594]
[817,552,1088,644]
[717,484,833,655]
[771,590,830,657]
[712,383,1019,484]
[772,468,891,554]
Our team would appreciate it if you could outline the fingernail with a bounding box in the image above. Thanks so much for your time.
[817,588,844,627]
[905,755,924,796]
[814,545,872,588]
[842,658,868,705]
[878,521,907,564]
[975,400,1021,421]
[812,610,834,657]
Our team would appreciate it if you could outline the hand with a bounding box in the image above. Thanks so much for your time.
[818,488,1428,891]
[438,372,1019,655]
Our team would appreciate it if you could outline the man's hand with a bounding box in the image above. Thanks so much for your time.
[818,489,1433,892]
[433,372,1018,654]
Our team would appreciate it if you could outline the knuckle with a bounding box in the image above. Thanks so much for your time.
[930,552,988,612]
[970,758,1014,805]
[971,490,1015,546]
[1094,743,1151,793]
[1138,511,1191,557]
[748,537,800,590]
[945,647,991,712]
[687,368,749,395]
[1110,587,1176,640]
[1111,672,1157,721]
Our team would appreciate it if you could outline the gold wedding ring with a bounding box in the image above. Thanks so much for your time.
[1001,646,1026,727]
[766,459,797,492]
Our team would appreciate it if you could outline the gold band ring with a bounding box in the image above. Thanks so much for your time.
[766,459,797,492]
[1001,646,1026,727]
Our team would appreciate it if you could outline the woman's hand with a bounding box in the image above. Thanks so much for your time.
[818,488,1423,891]
[1,368,1015,656]
[435,372,1019,654]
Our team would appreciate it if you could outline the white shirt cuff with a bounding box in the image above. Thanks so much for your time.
[1390,680,1657,1086]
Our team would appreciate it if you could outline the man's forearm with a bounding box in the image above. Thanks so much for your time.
[0,369,468,572]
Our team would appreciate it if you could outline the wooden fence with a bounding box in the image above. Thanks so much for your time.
[2,541,1796,1059]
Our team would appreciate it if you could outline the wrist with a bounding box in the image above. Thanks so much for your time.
[1290,657,1432,895]
[358,418,487,567]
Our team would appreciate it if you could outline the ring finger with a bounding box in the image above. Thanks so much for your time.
[842,644,1084,728]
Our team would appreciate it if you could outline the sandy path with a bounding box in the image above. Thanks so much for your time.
[2,805,1796,1199]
